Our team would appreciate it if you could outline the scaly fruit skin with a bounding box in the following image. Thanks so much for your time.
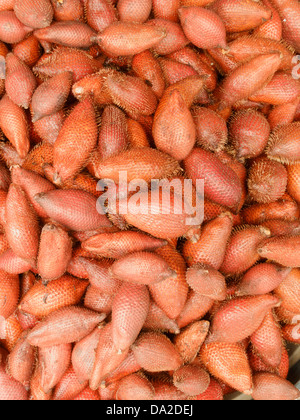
[218,53,281,107]
[269,0,300,53]
[26,306,106,348]
[173,320,210,363]
[209,294,280,344]
[7,331,35,386]
[82,231,166,259]
[0,95,30,159]
[14,0,53,29]
[192,107,228,152]
[0,269,19,319]
[153,89,196,161]
[94,22,166,57]
[220,225,271,276]
[34,21,96,49]
[186,264,226,301]
[111,251,175,285]
[86,0,117,33]
[131,332,183,372]
[183,212,233,270]
[5,53,37,109]
[5,183,40,266]
[252,373,300,400]
[37,224,73,282]
[0,360,28,400]
[229,109,270,159]
[266,122,300,164]
[31,71,73,122]
[184,148,243,213]
[146,19,189,56]
[0,11,33,44]
[112,283,150,352]
[199,342,253,394]
[50,0,84,22]
[173,364,210,397]
[19,275,88,317]
[274,268,300,314]
[250,310,282,368]
[117,0,152,24]
[210,0,272,33]
[152,0,180,22]
[254,0,282,41]
[247,157,288,204]
[104,350,141,386]
[35,189,112,232]
[72,327,104,384]
[52,365,87,400]
[116,373,154,401]
[53,99,98,184]
[258,236,300,268]
[178,7,227,49]
[236,263,292,296]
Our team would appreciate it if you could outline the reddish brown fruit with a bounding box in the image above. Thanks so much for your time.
[281,323,300,345]
[52,365,87,401]
[38,343,72,394]
[149,245,189,320]
[144,301,180,334]
[210,0,271,33]
[5,53,37,109]
[250,72,300,105]
[74,388,100,401]
[0,0,15,12]
[86,0,117,33]
[35,189,112,232]
[193,378,223,400]
[252,373,300,400]
[5,184,40,266]
[104,350,141,386]
[179,6,227,49]
[11,166,56,219]
[32,111,65,145]
[132,332,183,372]
[153,89,196,161]
[94,22,166,56]
[14,0,53,29]
[258,236,300,268]
[0,360,28,400]
[19,276,88,318]
[268,99,300,130]
[253,0,282,41]
[0,95,30,159]
[146,19,188,55]
[192,107,227,152]
[33,46,102,83]
[229,110,270,159]
[267,122,300,164]
[236,263,292,296]
[50,0,84,22]
[37,224,72,282]
[186,264,226,301]
[90,323,129,390]
[31,72,73,122]
[209,294,280,343]
[183,212,233,270]
[53,99,98,183]
[248,158,288,204]
[27,306,106,347]
[173,364,210,397]
[269,0,300,53]
[83,231,166,260]
[274,268,300,314]
[184,147,243,213]
[72,327,104,383]
[174,320,210,364]
[132,51,165,99]
[250,310,282,368]
[287,163,300,203]
[159,57,198,86]
[0,249,33,274]
[116,373,155,400]
[111,251,175,285]
[0,11,32,44]
[112,283,150,352]
[34,21,96,49]
[152,0,180,22]
[0,270,19,319]
[176,291,214,329]
[118,0,152,23]
[218,53,281,107]
[220,225,271,276]
[84,287,114,314]
[199,342,253,394]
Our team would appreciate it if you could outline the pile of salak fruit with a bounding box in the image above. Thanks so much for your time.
[0,0,299,401]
